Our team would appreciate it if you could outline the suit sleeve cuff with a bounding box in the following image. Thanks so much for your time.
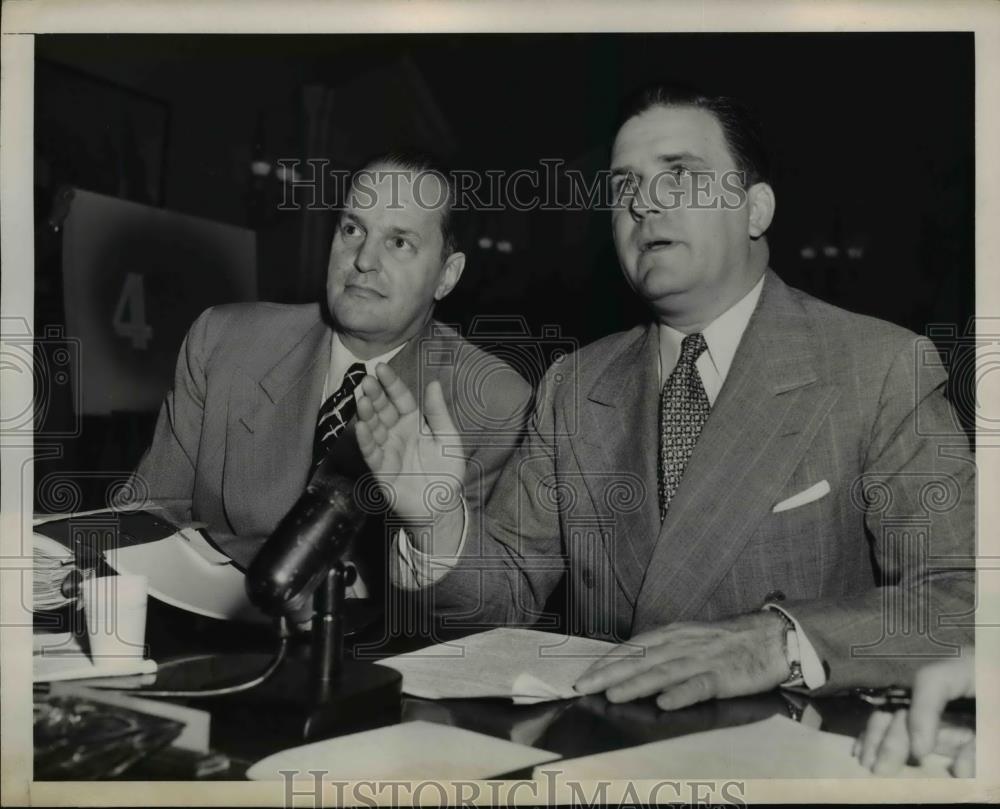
[763,603,828,689]
[390,496,468,590]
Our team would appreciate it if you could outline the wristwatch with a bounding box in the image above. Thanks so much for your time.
[774,608,804,687]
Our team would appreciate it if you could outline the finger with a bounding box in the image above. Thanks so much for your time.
[909,660,965,760]
[365,378,401,429]
[359,374,383,402]
[575,646,677,694]
[655,672,720,711]
[859,710,893,770]
[872,710,910,776]
[951,739,975,778]
[356,388,377,422]
[355,422,384,472]
[576,640,647,682]
[375,363,418,417]
[423,380,458,437]
[605,659,702,703]
[934,723,976,759]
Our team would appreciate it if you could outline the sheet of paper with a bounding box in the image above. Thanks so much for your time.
[534,714,955,779]
[247,720,560,781]
[103,534,266,623]
[33,633,158,683]
[379,628,634,703]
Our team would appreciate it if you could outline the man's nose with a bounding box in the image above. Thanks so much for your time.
[354,237,381,273]
[629,179,663,222]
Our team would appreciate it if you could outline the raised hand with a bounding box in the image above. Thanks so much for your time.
[355,364,467,548]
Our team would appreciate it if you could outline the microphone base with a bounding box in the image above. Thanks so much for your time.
[231,655,403,744]
[303,660,403,743]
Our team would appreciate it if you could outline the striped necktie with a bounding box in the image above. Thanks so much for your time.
[312,362,367,467]
[658,333,710,521]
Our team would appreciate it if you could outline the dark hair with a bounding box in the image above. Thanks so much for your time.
[617,82,771,188]
[351,150,459,258]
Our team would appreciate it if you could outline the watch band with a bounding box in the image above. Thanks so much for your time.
[773,608,804,687]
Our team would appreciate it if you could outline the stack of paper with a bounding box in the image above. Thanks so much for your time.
[534,715,955,779]
[33,534,80,610]
[33,508,266,624]
[379,627,634,704]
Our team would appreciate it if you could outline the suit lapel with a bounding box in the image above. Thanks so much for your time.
[224,312,330,532]
[570,325,662,607]
[631,271,841,632]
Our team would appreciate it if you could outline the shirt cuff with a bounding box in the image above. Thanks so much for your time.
[763,604,827,689]
[390,496,469,590]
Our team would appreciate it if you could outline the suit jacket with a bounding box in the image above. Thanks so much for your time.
[426,270,975,692]
[134,302,532,608]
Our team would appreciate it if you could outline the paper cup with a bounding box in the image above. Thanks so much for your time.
[82,574,148,662]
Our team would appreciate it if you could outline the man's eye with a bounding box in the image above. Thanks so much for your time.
[342,223,362,237]
[671,165,691,180]
[612,175,637,195]
[390,237,413,251]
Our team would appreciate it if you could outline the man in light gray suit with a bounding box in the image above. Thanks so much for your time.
[134,152,531,615]
[356,85,975,706]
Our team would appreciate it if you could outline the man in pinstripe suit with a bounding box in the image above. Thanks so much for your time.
[134,153,531,621]
[356,86,975,706]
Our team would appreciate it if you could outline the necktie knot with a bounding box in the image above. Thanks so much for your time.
[678,332,707,368]
[344,362,367,387]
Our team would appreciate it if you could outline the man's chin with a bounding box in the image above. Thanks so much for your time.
[329,303,385,333]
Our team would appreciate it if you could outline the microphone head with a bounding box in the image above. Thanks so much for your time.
[246,472,366,616]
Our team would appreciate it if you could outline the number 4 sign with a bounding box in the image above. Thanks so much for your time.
[112,272,154,350]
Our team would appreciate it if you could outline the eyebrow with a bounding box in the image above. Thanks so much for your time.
[611,152,709,176]
[387,226,422,242]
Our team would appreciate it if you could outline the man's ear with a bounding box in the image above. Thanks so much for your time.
[747,182,776,239]
[434,251,466,301]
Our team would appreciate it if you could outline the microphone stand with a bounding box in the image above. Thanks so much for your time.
[300,562,402,742]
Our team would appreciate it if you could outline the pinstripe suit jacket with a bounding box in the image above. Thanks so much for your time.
[426,270,975,692]
[134,302,531,605]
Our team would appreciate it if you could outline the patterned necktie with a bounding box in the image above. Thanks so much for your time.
[658,333,710,521]
[312,362,367,467]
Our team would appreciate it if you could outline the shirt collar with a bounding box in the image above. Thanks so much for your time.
[330,331,407,376]
[657,273,766,383]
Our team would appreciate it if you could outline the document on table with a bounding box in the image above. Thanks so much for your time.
[379,627,637,704]
[33,508,266,623]
[534,715,955,779]
[247,720,560,781]
[103,529,266,623]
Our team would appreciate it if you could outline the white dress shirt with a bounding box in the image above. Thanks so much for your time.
[323,332,406,406]
[395,274,825,688]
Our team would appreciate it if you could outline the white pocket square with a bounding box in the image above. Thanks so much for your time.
[772,480,830,513]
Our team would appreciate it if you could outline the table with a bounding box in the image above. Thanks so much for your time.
[37,599,881,780]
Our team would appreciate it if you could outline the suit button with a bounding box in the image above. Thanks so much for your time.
[581,569,595,589]
[763,589,786,604]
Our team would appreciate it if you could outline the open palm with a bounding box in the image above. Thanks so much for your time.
[355,364,466,524]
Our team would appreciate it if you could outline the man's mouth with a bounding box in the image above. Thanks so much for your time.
[641,238,680,253]
[345,285,385,298]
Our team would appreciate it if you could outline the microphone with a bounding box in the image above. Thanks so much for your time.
[246,463,367,617]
